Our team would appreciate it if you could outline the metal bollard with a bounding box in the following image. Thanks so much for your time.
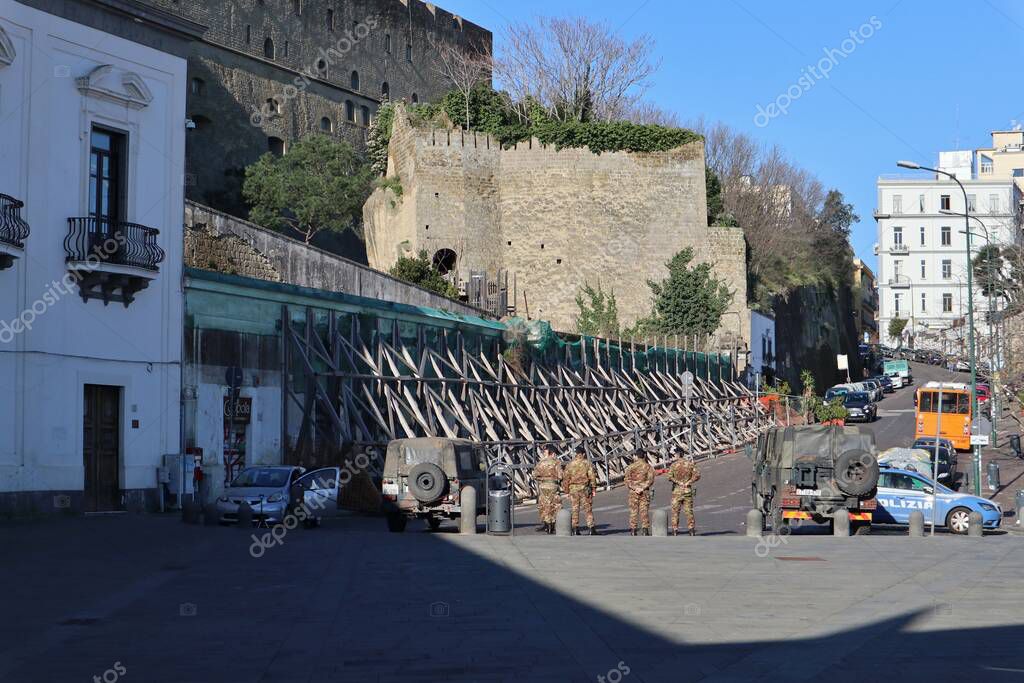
[459,485,477,535]
[182,498,200,524]
[651,508,668,537]
[746,509,763,537]
[555,508,571,537]
[236,501,253,529]
[968,511,984,537]
[202,503,219,526]
[1016,490,1024,526]
[908,510,924,537]
[832,510,850,537]
[987,461,1000,492]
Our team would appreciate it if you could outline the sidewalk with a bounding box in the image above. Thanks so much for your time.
[1,513,1021,682]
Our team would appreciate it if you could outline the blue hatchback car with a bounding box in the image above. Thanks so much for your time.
[874,467,1001,534]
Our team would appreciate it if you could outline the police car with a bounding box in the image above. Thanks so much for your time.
[874,466,1001,534]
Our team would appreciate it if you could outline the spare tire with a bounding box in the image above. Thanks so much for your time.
[834,449,879,497]
[408,462,448,504]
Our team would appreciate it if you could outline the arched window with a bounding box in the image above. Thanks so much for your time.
[316,58,328,78]
[360,105,370,126]
[432,249,457,275]
[268,137,285,156]
[263,37,275,60]
[190,77,205,96]
[265,97,281,115]
[411,93,419,104]
[381,81,390,99]
[320,117,333,132]
[345,100,355,122]
[350,70,360,90]
[384,33,391,53]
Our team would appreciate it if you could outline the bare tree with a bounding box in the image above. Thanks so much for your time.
[623,101,680,127]
[431,36,493,130]
[495,17,660,123]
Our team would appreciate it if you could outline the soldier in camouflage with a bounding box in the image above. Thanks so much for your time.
[667,449,701,536]
[531,445,563,534]
[562,444,599,535]
[624,453,656,536]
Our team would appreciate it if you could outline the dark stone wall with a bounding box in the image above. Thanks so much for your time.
[773,283,864,392]
[134,0,492,216]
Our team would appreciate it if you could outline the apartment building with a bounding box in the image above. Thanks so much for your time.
[875,146,1019,352]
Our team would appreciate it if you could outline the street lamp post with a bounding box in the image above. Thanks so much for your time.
[898,161,981,495]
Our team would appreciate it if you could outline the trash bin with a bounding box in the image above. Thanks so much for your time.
[987,461,1000,491]
[1011,435,1022,458]
[486,476,511,533]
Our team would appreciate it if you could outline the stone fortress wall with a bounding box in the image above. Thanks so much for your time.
[135,0,491,216]
[364,105,750,344]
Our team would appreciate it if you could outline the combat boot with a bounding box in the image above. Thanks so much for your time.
[643,527,651,536]
[572,526,580,536]
[589,526,598,536]
[536,523,547,533]
[630,528,637,536]
[547,523,555,535]
[671,528,678,536]
[689,528,696,537]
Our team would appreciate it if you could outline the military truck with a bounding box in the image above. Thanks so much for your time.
[751,425,880,534]
[380,437,488,532]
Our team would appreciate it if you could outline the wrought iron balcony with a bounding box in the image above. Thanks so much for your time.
[889,243,909,254]
[64,217,164,306]
[887,276,911,289]
[0,194,30,270]
[65,217,164,271]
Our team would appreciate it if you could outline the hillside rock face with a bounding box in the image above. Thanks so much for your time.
[773,283,863,390]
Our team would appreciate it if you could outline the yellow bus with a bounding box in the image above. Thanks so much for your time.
[915,382,972,451]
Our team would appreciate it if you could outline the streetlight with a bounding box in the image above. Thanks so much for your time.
[897,160,981,495]
[944,208,1002,446]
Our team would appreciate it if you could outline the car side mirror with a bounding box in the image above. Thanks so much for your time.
[922,486,934,495]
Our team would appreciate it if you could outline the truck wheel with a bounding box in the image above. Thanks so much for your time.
[946,507,971,535]
[834,450,879,497]
[387,513,407,533]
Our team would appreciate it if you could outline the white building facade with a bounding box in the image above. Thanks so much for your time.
[0,0,202,515]
[875,161,1019,353]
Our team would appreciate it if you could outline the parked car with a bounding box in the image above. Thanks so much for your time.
[955,359,970,372]
[217,465,309,525]
[862,379,884,402]
[380,437,488,532]
[872,375,895,394]
[824,385,852,402]
[874,467,1001,534]
[909,437,959,486]
[843,392,877,422]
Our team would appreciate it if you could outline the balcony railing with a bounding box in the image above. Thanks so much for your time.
[65,217,165,271]
[0,194,30,249]
[887,276,911,288]
[889,243,909,254]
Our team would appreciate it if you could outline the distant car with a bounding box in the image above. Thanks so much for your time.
[825,385,852,402]
[874,467,1001,534]
[843,391,877,422]
[217,465,309,525]
[872,375,895,393]
[955,359,970,372]
[909,438,959,486]
[862,379,884,402]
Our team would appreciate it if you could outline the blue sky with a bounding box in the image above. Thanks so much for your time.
[439,0,1024,272]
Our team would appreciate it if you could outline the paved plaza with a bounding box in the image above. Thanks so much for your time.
[2,513,1022,682]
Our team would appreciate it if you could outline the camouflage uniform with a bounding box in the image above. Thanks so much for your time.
[532,453,563,525]
[624,458,656,532]
[562,453,598,529]
[667,458,701,533]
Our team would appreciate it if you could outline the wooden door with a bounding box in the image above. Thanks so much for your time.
[83,384,121,512]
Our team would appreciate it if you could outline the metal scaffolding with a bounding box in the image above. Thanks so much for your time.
[281,305,770,499]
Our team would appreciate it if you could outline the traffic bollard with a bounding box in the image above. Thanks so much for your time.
[459,485,477,535]
[651,509,668,536]
[832,510,850,537]
[555,508,571,536]
[236,501,253,529]
[968,511,984,537]
[908,510,924,537]
[182,498,200,524]
[746,509,763,537]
